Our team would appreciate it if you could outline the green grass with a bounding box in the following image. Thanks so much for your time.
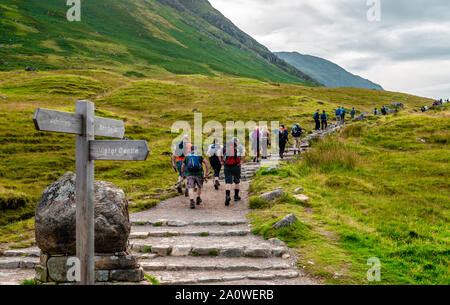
[144,273,161,285]
[248,110,449,285]
[0,0,317,85]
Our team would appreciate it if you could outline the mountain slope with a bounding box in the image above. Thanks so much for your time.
[0,0,320,86]
[276,52,383,90]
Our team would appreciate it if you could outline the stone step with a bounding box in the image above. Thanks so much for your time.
[139,256,294,272]
[150,269,301,285]
[0,269,35,284]
[131,224,251,239]
[130,235,288,258]
[131,219,248,227]
[0,257,39,270]
[1,248,40,258]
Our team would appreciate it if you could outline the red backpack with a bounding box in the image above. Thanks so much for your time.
[225,142,241,166]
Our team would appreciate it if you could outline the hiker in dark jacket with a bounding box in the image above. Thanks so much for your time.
[181,145,210,209]
[321,111,328,130]
[206,139,223,190]
[340,107,347,125]
[278,125,289,159]
[313,110,320,130]
[221,137,246,206]
[291,123,303,155]
[351,108,356,119]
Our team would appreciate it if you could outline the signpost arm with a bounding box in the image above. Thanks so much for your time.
[75,100,95,285]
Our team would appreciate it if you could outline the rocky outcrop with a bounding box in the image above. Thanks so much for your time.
[35,172,130,255]
[273,214,298,230]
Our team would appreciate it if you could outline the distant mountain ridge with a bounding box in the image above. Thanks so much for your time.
[275,52,383,90]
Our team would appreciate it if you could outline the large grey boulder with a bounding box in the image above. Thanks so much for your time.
[273,214,298,229]
[259,188,285,202]
[35,172,130,255]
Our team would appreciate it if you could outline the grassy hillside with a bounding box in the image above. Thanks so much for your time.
[0,0,319,85]
[0,69,432,248]
[249,107,449,284]
[276,52,383,90]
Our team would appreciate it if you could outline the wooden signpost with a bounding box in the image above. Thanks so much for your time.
[33,100,149,285]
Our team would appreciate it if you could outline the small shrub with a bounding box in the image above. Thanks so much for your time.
[249,196,271,209]
[199,232,210,237]
[144,273,161,285]
[0,192,31,210]
[208,250,219,256]
[152,222,163,227]
[21,279,37,285]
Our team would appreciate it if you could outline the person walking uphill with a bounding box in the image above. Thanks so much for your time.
[340,107,347,125]
[278,125,289,159]
[222,137,246,206]
[181,145,210,209]
[321,110,328,130]
[313,110,320,131]
[351,108,356,119]
[173,135,191,196]
[291,123,303,155]
[335,107,342,124]
[206,139,222,190]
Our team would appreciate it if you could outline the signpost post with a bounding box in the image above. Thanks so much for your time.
[33,100,149,285]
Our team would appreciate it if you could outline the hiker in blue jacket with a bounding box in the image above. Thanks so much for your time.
[321,110,328,130]
[340,107,347,125]
[181,145,210,209]
[335,107,342,124]
[351,108,356,119]
[313,110,321,130]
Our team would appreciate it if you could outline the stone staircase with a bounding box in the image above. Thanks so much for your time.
[0,124,342,285]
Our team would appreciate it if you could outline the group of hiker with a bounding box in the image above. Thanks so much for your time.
[172,106,366,209]
[172,135,245,209]
[373,106,390,116]
[421,98,448,112]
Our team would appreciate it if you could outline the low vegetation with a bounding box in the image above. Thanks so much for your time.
[249,109,449,284]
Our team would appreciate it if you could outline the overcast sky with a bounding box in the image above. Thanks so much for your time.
[209,0,450,99]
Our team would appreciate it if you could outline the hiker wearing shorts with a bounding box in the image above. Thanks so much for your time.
[172,135,191,196]
[181,145,210,209]
[206,139,223,190]
[222,137,246,206]
[291,123,303,155]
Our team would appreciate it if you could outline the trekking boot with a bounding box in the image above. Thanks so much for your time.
[196,197,202,206]
[214,180,220,190]
[234,190,241,202]
[225,196,231,206]
[190,199,195,209]
[185,188,189,197]
[177,184,182,194]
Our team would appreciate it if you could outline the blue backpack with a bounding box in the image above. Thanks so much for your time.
[187,154,202,172]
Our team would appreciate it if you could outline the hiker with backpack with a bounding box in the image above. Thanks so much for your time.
[313,110,320,130]
[206,138,223,190]
[278,125,289,159]
[172,135,191,196]
[181,145,210,209]
[340,107,347,125]
[351,108,356,119]
[261,127,271,159]
[291,123,303,155]
[335,107,342,124]
[251,126,261,163]
[222,137,246,206]
[381,106,387,115]
[321,110,328,130]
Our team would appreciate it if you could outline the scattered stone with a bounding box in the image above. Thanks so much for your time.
[294,187,304,193]
[282,253,291,259]
[35,172,130,255]
[268,238,286,247]
[272,247,287,257]
[294,194,311,203]
[258,188,285,202]
[273,214,298,229]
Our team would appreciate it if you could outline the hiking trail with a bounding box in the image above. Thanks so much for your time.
[0,125,342,285]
